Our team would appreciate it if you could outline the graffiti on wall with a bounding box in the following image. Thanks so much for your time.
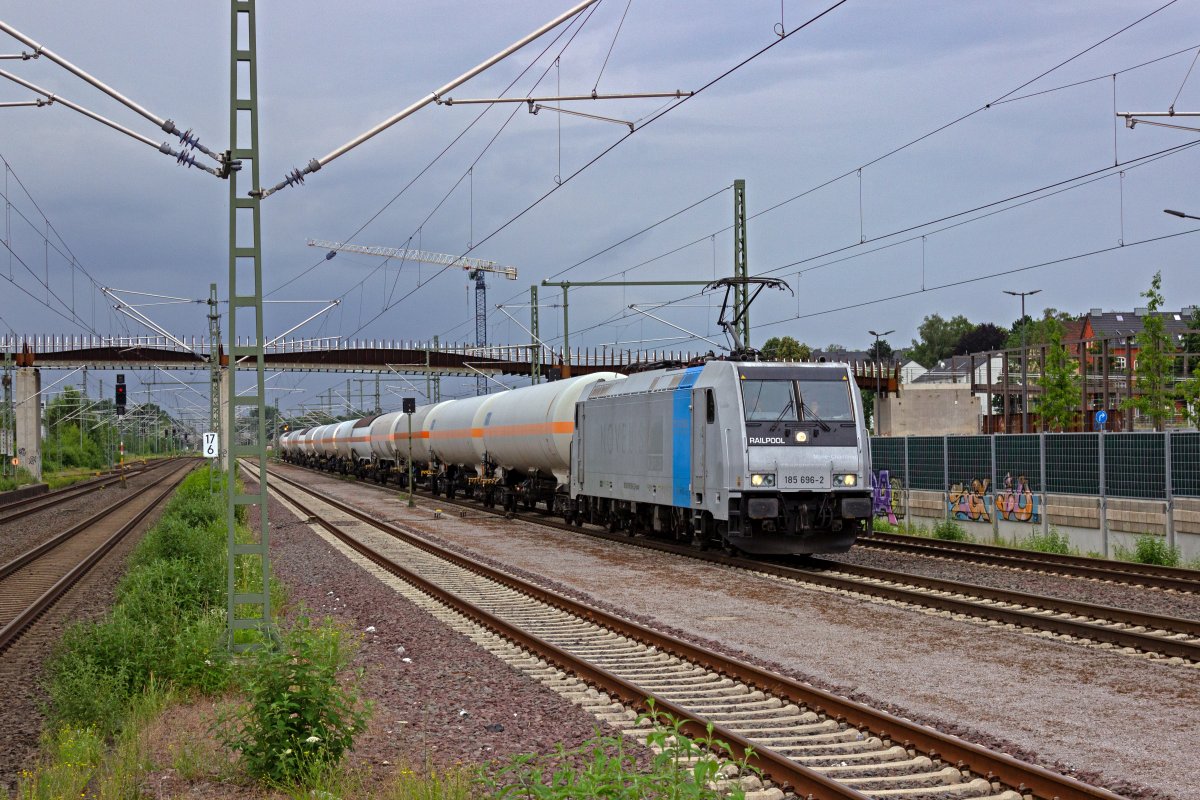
[947,472,1040,524]
[996,472,1039,522]
[871,470,904,524]
[949,477,991,522]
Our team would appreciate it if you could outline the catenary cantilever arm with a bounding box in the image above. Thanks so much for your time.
[257,0,601,199]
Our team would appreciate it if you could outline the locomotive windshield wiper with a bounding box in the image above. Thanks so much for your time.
[799,400,831,432]
[768,398,794,432]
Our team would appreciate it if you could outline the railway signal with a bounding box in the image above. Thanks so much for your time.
[115,373,126,415]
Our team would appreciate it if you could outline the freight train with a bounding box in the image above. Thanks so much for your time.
[278,360,872,555]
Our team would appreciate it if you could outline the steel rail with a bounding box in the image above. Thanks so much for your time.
[262,463,1126,800]
[0,461,188,582]
[261,470,866,799]
[0,459,177,521]
[860,532,1200,593]
[0,461,195,653]
[285,460,1200,659]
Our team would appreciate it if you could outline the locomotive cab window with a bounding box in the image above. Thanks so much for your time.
[796,380,854,421]
[706,389,715,424]
[741,380,798,421]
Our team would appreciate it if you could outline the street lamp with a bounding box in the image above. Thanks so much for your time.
[868,329,893,434]
[1164,209,1200,221]
[1004,289,1041,433]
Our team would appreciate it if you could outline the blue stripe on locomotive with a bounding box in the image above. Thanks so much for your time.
[671,366,703,507]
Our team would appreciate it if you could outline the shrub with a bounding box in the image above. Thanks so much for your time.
[1020,527,1075,555]
[214,616,371,785]
[1130,534,1181,567]
[932,519,970,542]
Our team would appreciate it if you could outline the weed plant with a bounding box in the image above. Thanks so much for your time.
[871,517,897,533]
[0,466,38,492]
[1114,534,1181,566]
[215,614,371,785]
[932,519,971,542]
[1018,527,1076,555]
[482,702,757,799]
[42,469,234,735]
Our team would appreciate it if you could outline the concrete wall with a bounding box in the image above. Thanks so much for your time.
[877,385,978,436]
[15,367,41,480]
[887,489,1200,561]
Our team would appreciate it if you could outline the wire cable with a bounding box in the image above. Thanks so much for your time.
[1170,46,1200,112]
[266,3,602,298]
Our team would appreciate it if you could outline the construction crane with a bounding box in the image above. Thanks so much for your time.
[308,239,518,395]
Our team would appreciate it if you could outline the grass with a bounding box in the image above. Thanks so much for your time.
[931,519,971,542]
[481,703,757,800]
[1015,526,1077,555]
[41,468,237,736]
[1113,534,1182,567]
[0,466,38,492]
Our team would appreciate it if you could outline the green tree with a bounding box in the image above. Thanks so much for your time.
[761,335,811,361]
[1006,308,1076,350]
[1179,362,1200,428]
[867,338,893,360]
[908,314,974,367]
[1121,272,1176,431]
[1035,321,1079,431]
[955,322,1008,355]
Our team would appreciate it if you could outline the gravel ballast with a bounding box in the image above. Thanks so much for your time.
[830,543,1200,620]
[273,463,1200,800]
[258,488,627,780]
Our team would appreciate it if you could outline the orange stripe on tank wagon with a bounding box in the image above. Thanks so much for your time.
[421,421,574,440]
[388,430,432,441]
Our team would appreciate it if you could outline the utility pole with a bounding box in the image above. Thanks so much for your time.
[208,284,221,482]
[530,285,541,384]
[1,350,12,480]
[225,0,272,650]
[733,178,749,351]
[1004,289,1041,434]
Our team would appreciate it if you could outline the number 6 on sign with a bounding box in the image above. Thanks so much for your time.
[202,432,219,459]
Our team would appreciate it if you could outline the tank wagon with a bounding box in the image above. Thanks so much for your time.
[279,359,871,555]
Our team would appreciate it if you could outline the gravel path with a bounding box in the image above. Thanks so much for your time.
[274,463,1199,800]
[0,464,175,565]
[252,485,633,783]
[830,544,1200,620]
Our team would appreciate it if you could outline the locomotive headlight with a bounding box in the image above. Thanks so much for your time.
[750,472,776,488]
[794,431,808,443]
[833,473,858,486]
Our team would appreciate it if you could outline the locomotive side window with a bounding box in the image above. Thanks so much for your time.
[796,380,854,421]
[741,380,798,421]
[706,389,715,424]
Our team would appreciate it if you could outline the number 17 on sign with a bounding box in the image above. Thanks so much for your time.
[202,432,219,459]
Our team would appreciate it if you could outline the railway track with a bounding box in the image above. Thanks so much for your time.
[278,460,1200,664]
[259,461,1124,800]
[0,459,195,654]
[856,532,1200,594]
[0,459,177,525]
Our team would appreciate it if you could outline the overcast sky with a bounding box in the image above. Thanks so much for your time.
[2,1,1199,421]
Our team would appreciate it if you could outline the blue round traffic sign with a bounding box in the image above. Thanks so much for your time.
[1095,410,1108,426]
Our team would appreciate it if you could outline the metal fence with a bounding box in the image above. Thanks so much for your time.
[869,431,1200,548]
